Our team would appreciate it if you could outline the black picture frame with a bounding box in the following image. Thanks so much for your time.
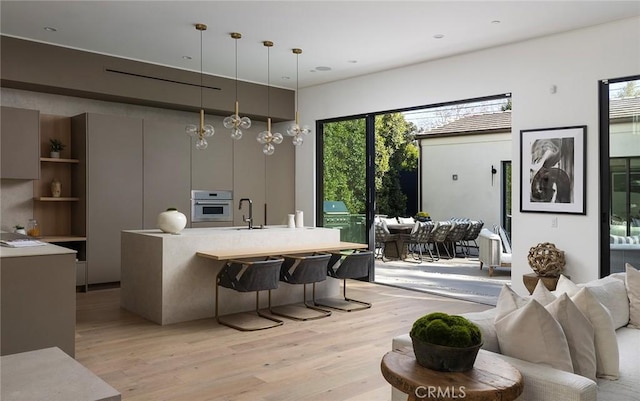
[520,125,587,214]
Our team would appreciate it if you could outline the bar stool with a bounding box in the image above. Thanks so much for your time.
[316,250,373,312]
[270,253,333,321]
[215,257,284,331]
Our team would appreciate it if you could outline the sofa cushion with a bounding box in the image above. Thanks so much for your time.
[460,309,500,353]
[597,327,640,399]
[626,263,640,329]
[495,291,573,373]
[532,279,557,306]
[571,287,620,380]
[546,293,597,382]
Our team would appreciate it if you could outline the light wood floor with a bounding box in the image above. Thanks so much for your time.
[75,281,490,401]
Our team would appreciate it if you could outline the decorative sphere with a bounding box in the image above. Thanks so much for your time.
[185,124,198,137]
[272,132,283,144]
[203,124,215,137]
[223,115,235,129]
[157,209,187,234]
[240,117,251,129]
[527,242,565,277]
[196,138,208,150]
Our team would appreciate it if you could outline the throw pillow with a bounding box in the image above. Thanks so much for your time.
[571,287,620,380]
[584,277,629,329]
[546,293,597,381]
[495,284,528,321]
[495,299,573,373]
[626,263,640,329]
[555,274,580,296]
[532,279,556,306]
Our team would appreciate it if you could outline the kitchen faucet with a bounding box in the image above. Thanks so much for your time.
[239,198,253,229]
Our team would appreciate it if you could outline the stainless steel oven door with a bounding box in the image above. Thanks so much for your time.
[191,200,233,222]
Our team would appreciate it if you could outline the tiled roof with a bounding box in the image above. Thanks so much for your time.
[610,97,640,120]
[416,111,511,139]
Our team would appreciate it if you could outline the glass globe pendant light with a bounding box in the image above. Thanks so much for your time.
[185,23,214,150]
[256,40,283,156]
[286,48,311,145]
[223,32,251,140]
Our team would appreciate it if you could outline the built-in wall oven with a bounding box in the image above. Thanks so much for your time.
[191,190,233,222]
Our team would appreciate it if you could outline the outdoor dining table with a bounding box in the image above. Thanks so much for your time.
[384,223,415,260]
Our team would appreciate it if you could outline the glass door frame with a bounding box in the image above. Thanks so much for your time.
[315,113,376,280]
[598,74,640,277]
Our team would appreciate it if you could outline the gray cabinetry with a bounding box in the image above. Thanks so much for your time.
[191,122,233,192]
[266,139,295,225]
[72,113,143,284]
[233,132,267,226]
[1,106,40,179]
[143,119,191,228]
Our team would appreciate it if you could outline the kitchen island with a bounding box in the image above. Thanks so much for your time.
[0,240,76,356]
[121,226,367,325]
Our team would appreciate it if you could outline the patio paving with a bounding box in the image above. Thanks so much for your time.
[373,255,511,306]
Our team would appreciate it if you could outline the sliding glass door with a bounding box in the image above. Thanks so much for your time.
[600,76,640,275]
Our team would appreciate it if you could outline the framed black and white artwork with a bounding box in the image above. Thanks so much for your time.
[520,125,586,214]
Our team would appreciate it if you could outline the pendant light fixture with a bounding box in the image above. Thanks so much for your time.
[256,40,283,156]
[185,23,214,150]
[223,32,251,140]
[286,48,311,145]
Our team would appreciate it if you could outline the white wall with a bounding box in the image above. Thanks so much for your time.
[421,133,511,228]
[296,16,640,294]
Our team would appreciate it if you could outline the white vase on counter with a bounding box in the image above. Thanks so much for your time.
[295,210,304,228]
[287,214,296,228]
[157,208,187,234]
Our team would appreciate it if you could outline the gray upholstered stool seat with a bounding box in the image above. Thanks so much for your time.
[315,250,373,312]
[270,253,333,321]
[215,257,284,331]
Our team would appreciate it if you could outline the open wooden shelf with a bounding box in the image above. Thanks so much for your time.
[40,236,87,243]
[34,197,80,201]
[40,157,80,163]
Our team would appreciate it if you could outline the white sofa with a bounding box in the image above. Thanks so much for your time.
[391,272,639,401]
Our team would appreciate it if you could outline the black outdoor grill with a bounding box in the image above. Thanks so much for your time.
[323,201,366,243]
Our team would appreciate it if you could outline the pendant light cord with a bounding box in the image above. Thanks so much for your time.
[200,28,203,111]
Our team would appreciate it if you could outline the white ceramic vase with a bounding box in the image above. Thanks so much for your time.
[157,208,187,234]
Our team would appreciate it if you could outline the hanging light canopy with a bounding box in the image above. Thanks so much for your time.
[256,40,283,156]
[286,48,311,145]
[185,23,214,150]
[223,32,251,140]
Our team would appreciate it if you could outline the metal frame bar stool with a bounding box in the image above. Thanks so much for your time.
[315,250,373,312]
[215,257,284,331]
[270,253,333,321]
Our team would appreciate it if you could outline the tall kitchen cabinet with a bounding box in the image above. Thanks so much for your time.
[143,119,191,228]
[72,113,143,285]
[1,106,40,179]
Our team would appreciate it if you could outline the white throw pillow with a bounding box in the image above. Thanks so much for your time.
[555,274,580,296]
[583,277,629,329]
[495,284,528,321]
[532,279,556,306]
[545,293,597,381]
[626,263,640,329]
[571,287,620,380]
[495,299,573,373]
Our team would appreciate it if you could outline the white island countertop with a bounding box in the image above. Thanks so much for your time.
[0,241,76,258]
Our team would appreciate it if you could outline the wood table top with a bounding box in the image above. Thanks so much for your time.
[197,241,368,260]
[381,347,523,401]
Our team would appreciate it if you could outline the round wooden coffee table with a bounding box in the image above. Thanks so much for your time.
[381,347,523,401]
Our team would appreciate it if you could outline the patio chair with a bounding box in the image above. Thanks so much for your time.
[405,221,434,262]
[427,221,453,261]
[374,220,398,261]
[397,216,415,224]
[460,220,484,256]
[443,220,470,258]
[215,257,285,331]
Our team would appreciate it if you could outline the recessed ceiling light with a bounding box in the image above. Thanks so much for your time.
[43,27,57,32]
[433,34,444,39]
[491,20,501,24]
[347,60,358,64]
[281,76,290,80]
[182,55,192,60]
[309,70,316,73]
[315,66,331,71]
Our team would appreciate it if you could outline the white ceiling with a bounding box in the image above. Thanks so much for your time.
[1,1,639,90]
